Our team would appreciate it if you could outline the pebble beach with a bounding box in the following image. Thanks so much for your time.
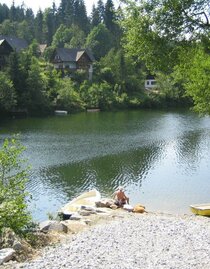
[13,212,210,269]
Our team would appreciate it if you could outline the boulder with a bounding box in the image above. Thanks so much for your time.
[78,210,97,216]
[69,213,83,221]
[39,220,68,233]
[81,206,96,212]
[0,248,15,265]
[61,220,87,233]
[95,199,116,208]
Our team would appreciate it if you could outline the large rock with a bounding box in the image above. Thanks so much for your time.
[0,248,15,265]
[69,212,83,221]
[95,199,116,208]
[61,220,87,234]
[39,220,68,233]
[78,210,97,216]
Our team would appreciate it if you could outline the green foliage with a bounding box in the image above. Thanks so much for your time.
[153,72,189,107]
[0,72,16,111]
[174,45,210,114]
[56,78,85,112]
[99,48,145,93]
[0,137,32,234]
[52,24,72,47]
[104,0,116,33]
[85,23,114,60]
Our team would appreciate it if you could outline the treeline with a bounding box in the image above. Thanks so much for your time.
[0,0,121,54]
[0,0,192,116]
[0,0,119,47]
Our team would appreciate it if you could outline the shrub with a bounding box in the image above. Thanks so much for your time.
[0,137,32,235]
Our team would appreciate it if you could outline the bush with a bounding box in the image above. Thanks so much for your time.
[56,78,85,112]
[0,137,32,235]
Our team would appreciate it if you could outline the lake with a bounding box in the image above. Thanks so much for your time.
[0,109,210,221]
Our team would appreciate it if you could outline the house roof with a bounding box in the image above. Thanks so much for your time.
[54,48,95,62]
[0,39,14,52]
[0,35,28,52]
[146,74,155,80]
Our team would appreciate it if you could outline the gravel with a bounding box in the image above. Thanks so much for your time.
[14,213,210,269]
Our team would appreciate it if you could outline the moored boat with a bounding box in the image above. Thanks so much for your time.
[190,203,210,216]
[59,189,101,217]
[55,110,68,115]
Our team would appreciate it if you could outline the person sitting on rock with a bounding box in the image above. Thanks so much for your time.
[113,186,129,207]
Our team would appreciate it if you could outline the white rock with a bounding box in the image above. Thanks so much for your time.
[0,248,15,265]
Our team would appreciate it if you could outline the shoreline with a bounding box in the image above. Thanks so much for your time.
[2,210,210,269]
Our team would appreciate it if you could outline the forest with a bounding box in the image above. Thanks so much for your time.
[0,0,209,116]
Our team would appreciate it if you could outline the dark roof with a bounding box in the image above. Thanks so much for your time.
[0,39,13,51]
[0,35,28,52]
[55,48,95,62]
[146,74,155,80]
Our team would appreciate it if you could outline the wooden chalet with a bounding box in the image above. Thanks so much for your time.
[0,35,28,70]
[51,48,95,80]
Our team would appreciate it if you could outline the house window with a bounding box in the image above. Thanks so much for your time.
[151,81,156,85]
[69,63,76,69]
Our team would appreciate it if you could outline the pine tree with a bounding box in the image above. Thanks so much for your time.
[104,0,116,33]
[64,0,75,26]
[35,9,44,43]
[0,4,9,23]
[91,4,101,28]
[74,0,89,33]
[97,0,105,23]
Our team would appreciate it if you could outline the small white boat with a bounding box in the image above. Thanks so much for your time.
[60,189,101,216]
[86,108,100,112]
[190,203,210,216]
[55,110,68,115]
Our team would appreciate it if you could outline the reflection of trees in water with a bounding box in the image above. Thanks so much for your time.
[39,143,163,200]
[175,130,207,174]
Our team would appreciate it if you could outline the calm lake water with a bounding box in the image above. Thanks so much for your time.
[0,109,210,221]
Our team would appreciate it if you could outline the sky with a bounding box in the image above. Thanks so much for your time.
[0,0,120,15]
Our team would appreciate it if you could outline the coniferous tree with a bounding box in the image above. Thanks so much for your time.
[0,4,9,23]
[25,8,35,38]
[64,0,75,26]
[35,9,44,43]
[104,0,116,33]
[7,52,23,106]
[91,4,101,28]
[74,0,89,33]
[97,0,105,23]
[9,1,16,22]
[15,4,25,22]
[44,8,55,45]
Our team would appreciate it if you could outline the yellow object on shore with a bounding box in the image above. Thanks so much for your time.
[133,204,146,213]
[190,203,210,216]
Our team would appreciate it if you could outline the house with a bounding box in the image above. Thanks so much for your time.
[51,48,94,80]
[0,35,28,70]
[145,74,157,90]
[0,39,13,69]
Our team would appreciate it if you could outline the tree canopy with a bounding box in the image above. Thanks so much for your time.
[121,0,210,114]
